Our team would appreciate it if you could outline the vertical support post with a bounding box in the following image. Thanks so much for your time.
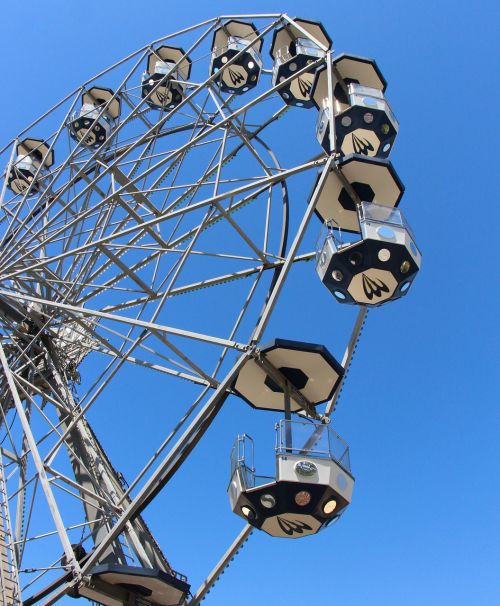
[0,453,21,606]
[15,402,30,564]
[0,139,18,208]
[0,342,81,577]
[284,387,292,453]
[326,52,336,155]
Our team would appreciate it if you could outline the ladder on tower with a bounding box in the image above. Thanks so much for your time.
[0,453,21,606]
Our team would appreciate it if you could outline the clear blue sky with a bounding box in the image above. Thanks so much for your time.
[0,1,498,605]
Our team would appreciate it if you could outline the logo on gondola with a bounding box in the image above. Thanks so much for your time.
[77,130,96,146]
[362,273,390,300]
[276,516,313,536]
[156,88,170,106]
[228,67,245,86]
[352,133,375,155]
[297,75,313,98]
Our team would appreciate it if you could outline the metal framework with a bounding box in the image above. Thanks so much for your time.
[0,14,368,605]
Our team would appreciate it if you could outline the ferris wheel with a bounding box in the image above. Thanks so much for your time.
[0,13,421,606]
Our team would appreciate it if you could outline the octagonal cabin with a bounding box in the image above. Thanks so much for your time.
[310,153,404,234]
[228,420,354,538]
[142,46,191,110]
[316,202,421,306]
[7,138,54,196]
[210,20,263,94]
[69,87,121,149]
[270,18,331,108]
[312,54,398,157]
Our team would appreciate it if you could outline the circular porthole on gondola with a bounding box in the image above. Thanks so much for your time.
[295,491,312,506]
[337,474,348,490]
[323,514,340,527]
[349,251,363,266]
[378,225,395,239]
[241,506,256,521]
[378,248,391,262]
[323,499,338,515]
[260,494,276,509]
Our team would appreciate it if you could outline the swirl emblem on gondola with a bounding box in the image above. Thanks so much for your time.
[352,133,375,155]
[156,89,167,105]
[228,67,245,86]
[297,75,313,98]
[156,88,169,106]
[77,130,97,146]
[362,273,390,300]
[276,516,313,535]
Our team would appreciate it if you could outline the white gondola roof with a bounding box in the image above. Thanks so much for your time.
[146,45,192,80]
[233,338,343,413]
[270,17,332,58]
[312,154,404,233]
[17,138,54,167]
[83,86,121,119]
[212,19,263,52]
